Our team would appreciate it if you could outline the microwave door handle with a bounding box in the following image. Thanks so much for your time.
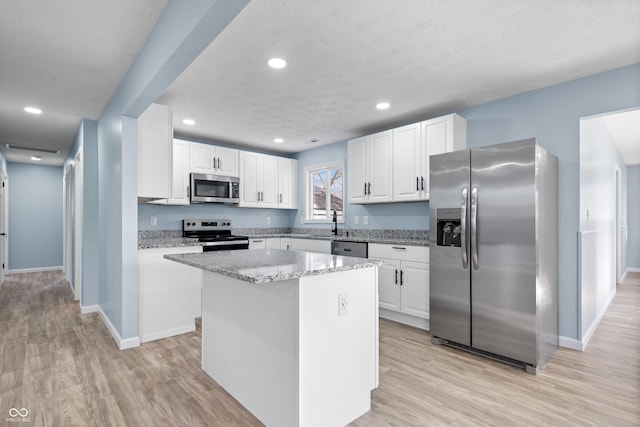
[461,187,468,269]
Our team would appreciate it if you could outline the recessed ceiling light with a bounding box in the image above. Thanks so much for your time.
[274,138,284,144]
[24,106,42,115]
[182,118,196,125]
[268,58,287,69]
[30,156,42,161]
[376,102,390,110]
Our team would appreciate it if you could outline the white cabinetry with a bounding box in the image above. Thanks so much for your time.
[369,244,430,330]
[348,130,393,204]
[190,142,239,177]
[138,103,172,201]
[393,114,466,201]
[278,157,298,209]
[249,238,267,249]
[148,138,191,205]
[138,246,203,343]
[289,238,331,254]
[239,151,279,208]
[266,238,281,249]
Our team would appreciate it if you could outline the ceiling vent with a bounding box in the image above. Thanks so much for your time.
[5,144,60,154]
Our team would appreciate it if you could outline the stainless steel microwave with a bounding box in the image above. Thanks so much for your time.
[190,173,240,204]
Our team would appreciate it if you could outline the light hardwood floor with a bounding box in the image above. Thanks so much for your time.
[1,271,638,426]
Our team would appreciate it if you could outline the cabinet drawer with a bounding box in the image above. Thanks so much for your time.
[368,243,429,263]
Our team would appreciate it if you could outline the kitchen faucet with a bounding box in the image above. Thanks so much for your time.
[332,210,338,235]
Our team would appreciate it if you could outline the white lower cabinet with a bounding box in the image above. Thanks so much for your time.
[138,246,203,343]
[369,243,430,330]
[249,238,267,249]
[280,238,292,250]
[266,237,281,249]
[289,238,331,253]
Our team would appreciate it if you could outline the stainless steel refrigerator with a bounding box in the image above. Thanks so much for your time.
[429,138,558,374]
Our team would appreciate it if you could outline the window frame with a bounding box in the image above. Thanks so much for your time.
[303,160,345,224]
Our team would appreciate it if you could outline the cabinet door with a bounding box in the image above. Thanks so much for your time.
[260,154,279,208]
[377,258,402,312]
[368,131,393,203]
[190,143,215,174]
[400,261,429,319]
[138,103,172,199]
[393,123,423,202]
[266,238,281,249]
[280,238,291,250]
[167,139,190,205]
[422,116,451,200]
[239,151,259,207]
[215,146,239,177]
[348,136,368,203]
[249,238,267,249]
[278,158,297,209]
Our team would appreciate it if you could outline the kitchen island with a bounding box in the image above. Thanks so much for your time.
[165,248,382,427]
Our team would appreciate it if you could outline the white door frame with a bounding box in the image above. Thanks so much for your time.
[64,165,73,286]
[615,166,622,284]
[74,150,83,301]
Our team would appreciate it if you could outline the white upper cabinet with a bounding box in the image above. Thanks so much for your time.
[190,142,239,177]
[138,103,172,200]
[348,130,393,204]
[148,138,191,206]
[278,157,298,209]
[239,151,278,208]
[421,113,466,199]
[391,113,466,202]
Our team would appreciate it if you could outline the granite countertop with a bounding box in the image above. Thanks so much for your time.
[246,233,429,247]
[164,248,383,284]
[139,236,204,249]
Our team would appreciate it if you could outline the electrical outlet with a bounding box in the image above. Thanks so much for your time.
[338,291,349,316]
[354,216,359,225]
[267,217,271,225]
[363,215,368,225]
[149,216,157,226]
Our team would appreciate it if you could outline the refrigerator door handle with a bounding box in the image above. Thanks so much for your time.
[461,187,469,269]
[471,186,479,270]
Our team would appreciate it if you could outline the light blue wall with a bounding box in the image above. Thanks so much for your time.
[7,162,63,270]
[457,63,640,341]
[292,140,429,230]
[627,165,640,270]
[94,0,249,340]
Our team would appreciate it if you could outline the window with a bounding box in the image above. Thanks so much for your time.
[304,161,344,223]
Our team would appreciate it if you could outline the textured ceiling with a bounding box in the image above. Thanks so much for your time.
[0,0,167,165]
[1,1,639,166]
[160,0,640,156]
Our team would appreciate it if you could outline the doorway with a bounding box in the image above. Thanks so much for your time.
[0,173,7,285]
[74,150,83,302]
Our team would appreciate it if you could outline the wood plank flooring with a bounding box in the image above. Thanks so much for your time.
[1,270,638,426]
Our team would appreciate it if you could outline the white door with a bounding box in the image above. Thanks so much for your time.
[368,131,393,203]
[0,173,7,284]
[348,136,368,203]
[215,146,239,177]
[377,258,401,312]
[393,123,423,202]
[400,261,429,319]
[74,151,83,301]
[239,151,259,207]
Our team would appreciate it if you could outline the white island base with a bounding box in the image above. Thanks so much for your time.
[201,266,379,427]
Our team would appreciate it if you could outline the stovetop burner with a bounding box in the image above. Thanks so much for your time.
[183,219,249,251]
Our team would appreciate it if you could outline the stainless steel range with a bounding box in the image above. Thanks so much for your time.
[183,219,249,252]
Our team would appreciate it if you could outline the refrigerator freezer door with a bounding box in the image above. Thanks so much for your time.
[470,140,537,364]
[429,149,471,346]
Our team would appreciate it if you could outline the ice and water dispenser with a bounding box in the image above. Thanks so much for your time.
[436,208,462,247]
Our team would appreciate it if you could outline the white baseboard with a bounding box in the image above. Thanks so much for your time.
[140,324,196,343]
[7,266,63,274]
[379,309,429,331]
[96,306,140,350]
[559,336,584,351]
[580,286,617,351]
[80,304,99,314]
[624,267,640,277]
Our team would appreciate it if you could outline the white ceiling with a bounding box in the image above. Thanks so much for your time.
[0,0,167,166]
[1,0,639,166]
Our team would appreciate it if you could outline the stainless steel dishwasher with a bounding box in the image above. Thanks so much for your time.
[330,240,368,258]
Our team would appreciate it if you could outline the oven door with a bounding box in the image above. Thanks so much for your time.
[202,241,249,252]
[190,173,239,203]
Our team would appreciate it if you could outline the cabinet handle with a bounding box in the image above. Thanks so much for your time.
[218,157,221,169]
[421,176,425,191]
[416,177,420,191]
[395,269,398,285]
[392,246,407,250]
[364,182,367,196]
[252,239,263,243]
[400,270,404,285]
[279,193,282,203]
[187,185,190,198]
[367,182,371,195]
